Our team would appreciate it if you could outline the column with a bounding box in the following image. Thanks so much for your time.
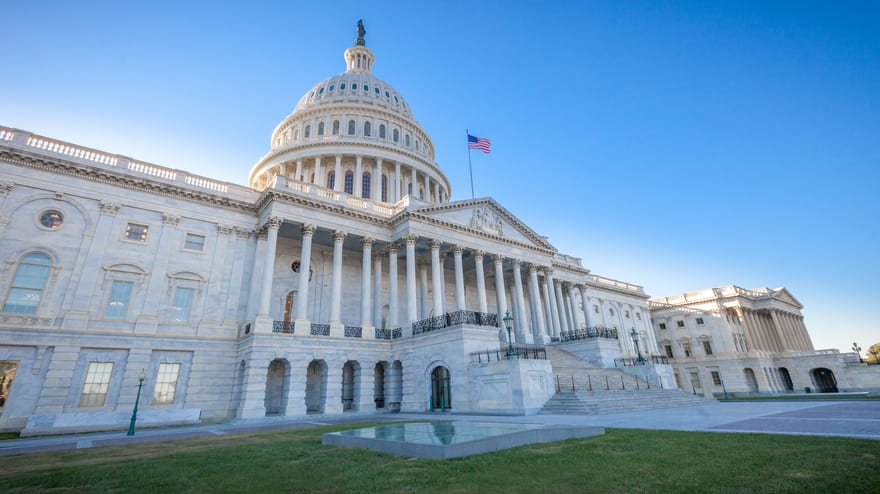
[434,182,440,203]
[540,272,557,337]
[374,158,382,201]
[430,239,444,317]
[393,161,401,202]
[493,254,508,328]
[355,155,363,197]
[579,286,593,328]
[544,270,561,336]
[474,251,488,313]
[562,285,575,333]
[425,175,431,201]
[314,156,323,187]
[568,287,584,329]
[419,261,430,319]
[439,253,448,314]
[256,217,281,317]
[453,246,466,311]
[295,159,303,182]
[404,234,418,327]
[410,168,417,197]
[554,280,569,333]
[373,251,383,328]
[798,315,814,350]
[334,154,342,191]
[528,264,549,343]
[329,230,346,327]
[735,308,756,352]
[360,237,374,328]
[511,260,530,343]
[388,243,400,328]
[294,223,316,323]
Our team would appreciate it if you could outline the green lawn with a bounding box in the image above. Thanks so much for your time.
[1,424,878,493]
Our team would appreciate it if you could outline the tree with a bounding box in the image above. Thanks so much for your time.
[867,343,880,365]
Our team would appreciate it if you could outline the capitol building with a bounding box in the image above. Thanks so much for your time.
[0,24,874,436]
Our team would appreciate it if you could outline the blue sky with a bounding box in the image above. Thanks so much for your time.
[3,1,878,355]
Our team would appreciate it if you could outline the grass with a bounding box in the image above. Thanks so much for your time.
[1,423,878,493]
[0,432,20,440]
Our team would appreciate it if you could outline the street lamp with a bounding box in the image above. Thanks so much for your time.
[852,342,863,363]
[630,327,646,365]
[127,368,147,436]
[503,311,516,359]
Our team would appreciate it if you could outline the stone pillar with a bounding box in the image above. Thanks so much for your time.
[453,245,466,311]
[540,273,556,337]
[568,286,584,329]
[425,175,431,201]
[223,227,252,326]
[735,308,756,352]
[355,155,363,198]
[434,182,440,203]
[293,223,316,324]
[410,168,417,197]
[393,161,401,202]
[544,271,561,337]
[257,217,282,318]
[562,285,575,333]
[329,230,346,335]
[334,154,342,191]
[360,237,374,329]
[419,261,430,319]
[314,156,323,187]
[511,260,531,344]
[474,251,488,313]
[373,251,384,328]
[528,264,549,343]
[356,364,376,412]
[404,234,418,329]
[295,159,303,182]
[388,243,400,328]
[374,158,382,201]
[554,280,569,333]
[579,286,593,328]
[493,254,509,331]
[135,213,181,332]
[430,240,444,317]
[439,253,448,314]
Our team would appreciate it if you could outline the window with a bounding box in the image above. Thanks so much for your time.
[362,172,371,198]
[379,124,386,139]
[711,371,722,386]
[318,87,324,94]
[683,343,692,357]
[352,83,358,90]
[665,345,674,358]
[624,310,631,319]
[364,121,371,137]
[153,362,181,404]
[304,125,311,138]
[375,87,380,95]
[364,84,369,92]
[327,171,335,190]
[676,320,685,328]
[124,223,149,242]
[344,171,354,194]
[104,280,133,319]
[329,84,335,91]
[40,210,64,229]
[636,312,642,321]
[184,233,205,252]
[80,362,113,407]
[348,120,355,135]
[332,120,340,135]
[171,287,194,322]
[659,323,667,330]
[317,122,324,136]
[593,304,599,314]
[3,253,51,314]
[696,317,705,325]
[381,175,388,202]
[340,83,346,90]
[702,341,713,355]
[393,129,399,142]
[405,134,411,147]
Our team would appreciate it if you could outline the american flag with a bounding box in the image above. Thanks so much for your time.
[467,134,491,154]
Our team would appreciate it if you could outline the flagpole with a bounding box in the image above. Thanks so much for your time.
[466,129,475,200]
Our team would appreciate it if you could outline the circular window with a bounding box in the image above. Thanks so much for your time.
[352,83,358,90]
[329,84,335,91]
[40,210,64,229]
[291,260,301,273]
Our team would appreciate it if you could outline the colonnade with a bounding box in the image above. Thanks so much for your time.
[735,307,813,353]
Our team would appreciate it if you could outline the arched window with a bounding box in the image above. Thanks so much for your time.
[317,122,324,136]
[362,172,371,199]
[393,129,399,143]
[381,175,388,202]
[327,171,335,190]
[293,129,299,141]
[405,134,411,147]
[344,171,354,194]
[332,120,340,135]
[379,124,386,139]
[304,125,311,138]
[3,252,51,314]
[348,120,355,135]
[364,122,371,137]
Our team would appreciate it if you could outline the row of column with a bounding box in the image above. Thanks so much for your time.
[737,308,813,353]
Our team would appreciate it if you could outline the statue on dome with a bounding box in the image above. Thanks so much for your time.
[356,19,366,46]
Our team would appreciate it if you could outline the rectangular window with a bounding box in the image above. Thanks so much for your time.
[124,223,149,242]
[676,320,685,328]
[153,362,181,404]
[104,281,133,319]
[696,317,705,325]
[659,323,667,330]
[636,312,641,321]
[183,233,206,252]
[171,287,194,322]
[711,371,722,386]
[80,362,114,407]
[664,345,674,358]
[683,343,692,357]
[702,340,713,355]
[593,304,599,314]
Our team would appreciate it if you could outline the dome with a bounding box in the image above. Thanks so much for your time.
[250,21,450,205]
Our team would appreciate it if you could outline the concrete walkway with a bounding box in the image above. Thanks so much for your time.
[2,400,878,457]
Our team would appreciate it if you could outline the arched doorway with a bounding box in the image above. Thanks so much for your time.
[430,366,451,411]
[265,359,288,416]
[342,361,358,411]
[811,368,838,393]
[779,368,794,391]
[306,360,327,413]
[744,368,759,393]
[374,362,387,409]
[388,360,403,413]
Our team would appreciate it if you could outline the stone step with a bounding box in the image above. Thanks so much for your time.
[539,389,711,415]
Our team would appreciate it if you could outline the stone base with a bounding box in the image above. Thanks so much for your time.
[468,358,554,415]
[21,408,201,437]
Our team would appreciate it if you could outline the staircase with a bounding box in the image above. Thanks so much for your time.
[539,346,712,415]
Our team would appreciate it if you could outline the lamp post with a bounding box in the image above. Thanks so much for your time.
[503,311,516,359]
[127,368,147,436]
[852,342,863,363]
[630,327,645,365]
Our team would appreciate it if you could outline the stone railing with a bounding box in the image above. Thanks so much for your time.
[585,274,645,295]
[268,175,407,218]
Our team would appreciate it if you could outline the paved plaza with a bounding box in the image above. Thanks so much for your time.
[1,400,877,457]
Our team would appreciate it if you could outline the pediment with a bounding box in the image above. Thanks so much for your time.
[770,287,803,308]
[408,198,555,251]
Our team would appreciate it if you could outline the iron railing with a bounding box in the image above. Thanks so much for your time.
[310,323,330,336]
[344,326,362,338]
[375,327,403,340]
[412,310,499,335]
[559,326,619,341]
[614,355,668,367]
[469,345,548,363]
[272,321,294,334]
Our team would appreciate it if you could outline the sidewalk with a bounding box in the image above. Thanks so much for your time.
[2,399,878,456]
